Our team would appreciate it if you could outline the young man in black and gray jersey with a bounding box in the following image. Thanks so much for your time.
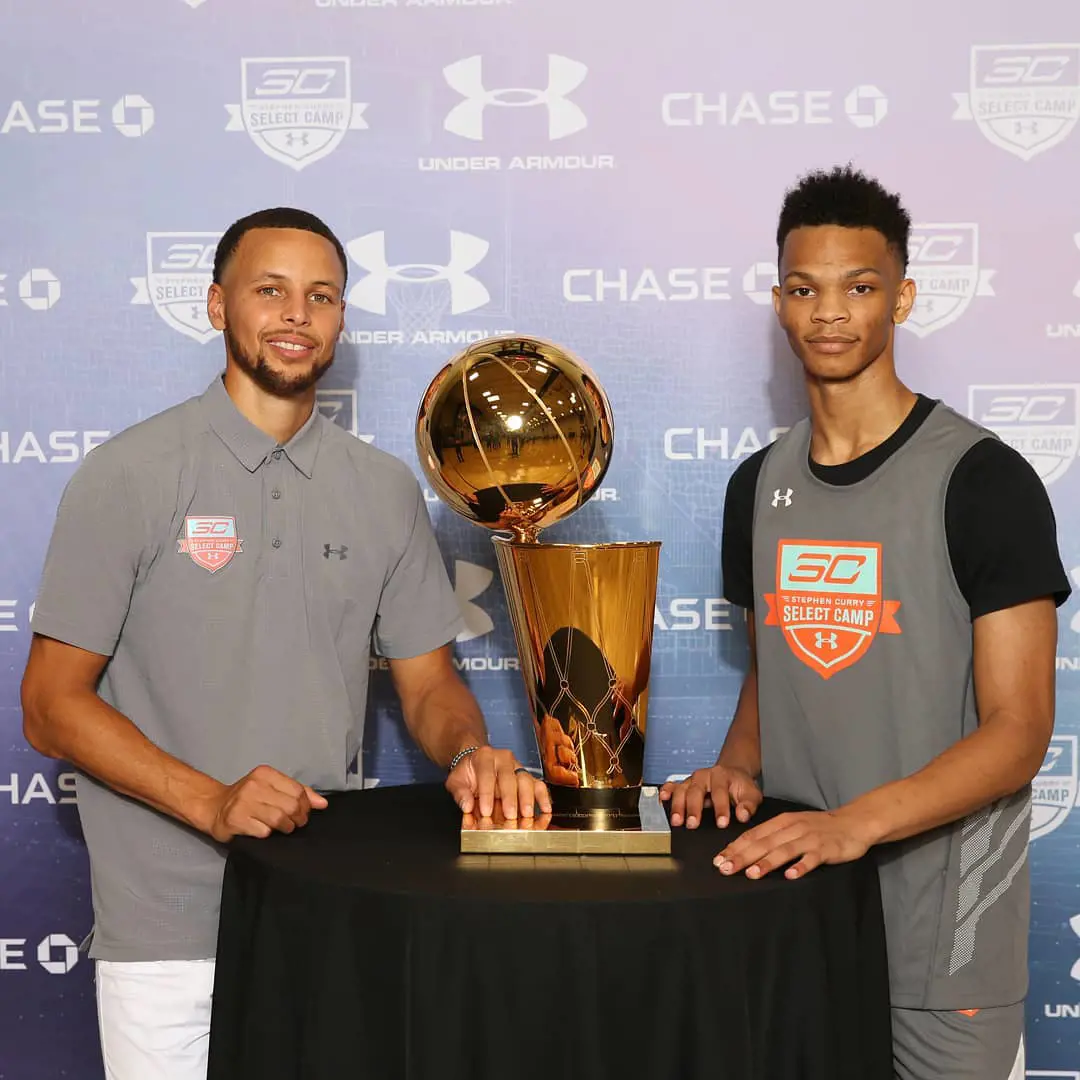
[661,166,1070,1080]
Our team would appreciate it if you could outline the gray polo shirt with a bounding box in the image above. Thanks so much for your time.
[31,375,464,962]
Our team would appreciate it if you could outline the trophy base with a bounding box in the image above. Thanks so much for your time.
[460,787,671,855]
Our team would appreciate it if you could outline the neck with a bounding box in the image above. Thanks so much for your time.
[222,362,315,445]
[805,357,916,466]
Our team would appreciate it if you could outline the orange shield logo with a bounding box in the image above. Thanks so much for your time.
[763,540,901,679]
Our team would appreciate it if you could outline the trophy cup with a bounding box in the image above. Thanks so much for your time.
[416,335,670,854]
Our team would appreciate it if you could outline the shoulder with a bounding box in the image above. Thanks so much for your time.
[64,396,203,493]
[319,422,424,507]
[727,427,794,504]
[949,435,1045,494]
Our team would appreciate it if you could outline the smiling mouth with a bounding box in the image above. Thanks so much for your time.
[266,338,316,356]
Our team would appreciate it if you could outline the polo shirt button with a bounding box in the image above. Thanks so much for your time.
[272,449,283,460]
[272,538,282,549]
[271,489,281,500]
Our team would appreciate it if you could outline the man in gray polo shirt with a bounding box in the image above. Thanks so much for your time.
[662,168,1068,1079]
[21,207,549,1080]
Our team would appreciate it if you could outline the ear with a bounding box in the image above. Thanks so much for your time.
[893,277,916,326]
[207,282,226,332]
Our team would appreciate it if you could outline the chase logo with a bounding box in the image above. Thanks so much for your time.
[953,44,1080,161]
[968,385,1080,485]
[742,262,778,305]
[1,94,153,137]
[902,224,996,337]
[1031,735,1079,841]
[226,57,368,170]
[130,232,222,344]
[0,269,61,312]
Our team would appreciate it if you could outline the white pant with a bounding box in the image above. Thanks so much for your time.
[96,959,216,1080]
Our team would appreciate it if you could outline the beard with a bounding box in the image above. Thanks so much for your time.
[225,325,335,398]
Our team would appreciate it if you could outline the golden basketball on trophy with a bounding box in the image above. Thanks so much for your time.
[416,335,669,854]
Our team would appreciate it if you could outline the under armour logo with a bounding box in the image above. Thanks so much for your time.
[815,631,838,650]
[454,559,494,642]
[345,230,490,315]
[1071,913,1080,983]
[1073,233,1080,300]
[442,54,588,142]
[771,488,794,508]
[285,131,310,147]
[323,544,348,560]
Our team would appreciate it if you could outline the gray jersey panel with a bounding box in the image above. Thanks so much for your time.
[751,404,1030,1009]
[32,378,464,961]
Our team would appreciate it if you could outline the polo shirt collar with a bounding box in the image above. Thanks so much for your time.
[201,375,324,479]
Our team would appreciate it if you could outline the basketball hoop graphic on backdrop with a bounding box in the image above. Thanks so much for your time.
[345,229,492,344]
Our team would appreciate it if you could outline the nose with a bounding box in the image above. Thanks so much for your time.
[281,292,312,327]
[811,287,850,325]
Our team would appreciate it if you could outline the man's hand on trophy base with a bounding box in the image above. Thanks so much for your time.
[446,746,552,820]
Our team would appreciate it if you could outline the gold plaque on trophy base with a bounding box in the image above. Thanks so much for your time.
[460,787,671,854]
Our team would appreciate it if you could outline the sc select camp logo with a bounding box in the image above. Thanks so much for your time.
[315,389,375,444]
[900,224,996,338]
[1031,735,1079,842]
[953,43,1080,161]
[967,385,1080,485]
[131,232,221,344]
[225,57,368,170]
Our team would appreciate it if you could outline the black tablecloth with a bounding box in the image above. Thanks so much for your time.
[208,784,892,1080]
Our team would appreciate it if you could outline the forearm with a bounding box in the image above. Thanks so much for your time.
[24,689,223,833]
[717,665,762,777]
[402,675,489,769]
[844,709,1049,847]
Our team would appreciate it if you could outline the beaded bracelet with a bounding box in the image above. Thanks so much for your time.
[448,745,481,771]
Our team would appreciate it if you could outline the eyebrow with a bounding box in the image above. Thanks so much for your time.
[782,267,883,282]
[257,272,342,292]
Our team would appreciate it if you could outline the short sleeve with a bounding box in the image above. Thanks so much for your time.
[945,438,1072,619]
[373,478,465,659]
[721,448,769,610]
[31,450,143,657]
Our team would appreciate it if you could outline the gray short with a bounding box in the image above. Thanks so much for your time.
[892,1003,1025,1080]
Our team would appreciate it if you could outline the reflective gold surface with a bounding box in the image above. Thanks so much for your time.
[460,788,672,855]
[415,335,613,542]
[416,335,666,853]
[493,538,660,808]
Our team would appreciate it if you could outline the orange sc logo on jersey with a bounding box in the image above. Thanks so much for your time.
[763,540,901,679]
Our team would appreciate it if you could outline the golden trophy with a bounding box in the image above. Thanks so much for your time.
[416,335,670,854]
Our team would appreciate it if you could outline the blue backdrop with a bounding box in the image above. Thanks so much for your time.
[1,1,1078,1075]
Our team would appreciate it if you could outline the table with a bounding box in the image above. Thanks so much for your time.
[207,784,892,1080]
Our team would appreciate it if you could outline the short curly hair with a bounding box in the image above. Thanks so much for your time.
[214,207,347,287]
[776,165,911,272]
